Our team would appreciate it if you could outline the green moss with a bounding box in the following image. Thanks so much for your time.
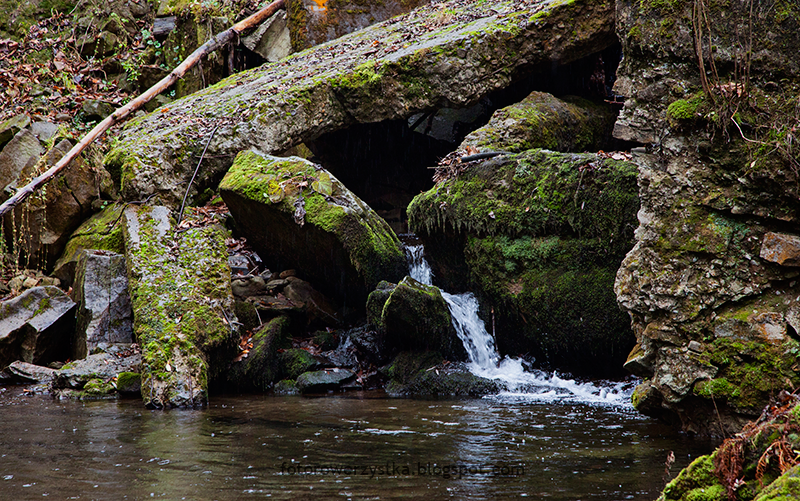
[667,93,708,127]
[280,348,317,380]
[661,454,725,501]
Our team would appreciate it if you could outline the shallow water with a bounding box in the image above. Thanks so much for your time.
[0,388,712,500]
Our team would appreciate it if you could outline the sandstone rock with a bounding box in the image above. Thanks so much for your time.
[760,232,800,267]
[459,91,617,153]
[124,205,238,408]
[0,286,75,367]
[3,140,115,270]
[231,276,266,297]
[72,250,134,360]
[106,0,618,207]
[220,151,406,312]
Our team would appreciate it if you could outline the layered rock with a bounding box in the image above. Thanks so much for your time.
[409,148,640,375]
[219,151,406,310]
[613,0,800,434]
[123,205,237,408]
[105,0,618,207]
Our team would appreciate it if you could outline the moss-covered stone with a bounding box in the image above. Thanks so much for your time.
[408,149,639,375]
[219,151,406,313]
[383,351,501,396]
[279,348,318,380]
[124,205,237,408]
[273,378,299,395]
[227,316,292,391]
[116,371,142,394]
[460,91,617,153]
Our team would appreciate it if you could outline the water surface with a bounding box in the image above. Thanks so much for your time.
[0,388,712,500]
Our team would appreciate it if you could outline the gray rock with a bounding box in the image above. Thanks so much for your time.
[107,0,618,207]
[81,99,115,121]
[231,276,266,297]
[0,286,76,367]
[241,10,291,62]
[296,368,355,393]
[0,128,42,192]
[30,121,59,143]
[0,114,31,149]
[72,250,134,360]
[52,350,142,390]
[6,361,57,384]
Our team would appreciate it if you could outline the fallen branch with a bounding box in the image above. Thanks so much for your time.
[0,0,286,218]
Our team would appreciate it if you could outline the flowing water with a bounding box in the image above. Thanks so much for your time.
[0,391,710,500]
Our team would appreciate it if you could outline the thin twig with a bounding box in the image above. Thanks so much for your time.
[178,123,220,224]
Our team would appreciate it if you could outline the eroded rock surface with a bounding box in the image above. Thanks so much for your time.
[613,0,800,435]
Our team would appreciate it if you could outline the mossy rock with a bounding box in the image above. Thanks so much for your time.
[383,351,501,396]
[366,280,396,328]
[116,371,142,394]
[279,348,319,380]
[377,276,467,361]
[53,203,126,287]
[273,379,299,395]
[219,151,406,314]
[228,315,292,391]
[460,91,617,153]
[124,205,238,408]
[296,368,355,393]
[408,149,639,375]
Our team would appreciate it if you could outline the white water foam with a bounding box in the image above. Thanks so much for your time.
[403,242,634,406]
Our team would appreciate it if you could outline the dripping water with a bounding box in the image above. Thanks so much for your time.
[404,240,634,406]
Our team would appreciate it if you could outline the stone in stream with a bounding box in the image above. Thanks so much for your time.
[295,368,355,393]
[219,151,406,313]
[72,250,134,360]
[5,361,57,384]
[123,205,238,408]
[382,352,501,397]
[0,286,76,368]
[367,277,466,362]
[52,345,141,391]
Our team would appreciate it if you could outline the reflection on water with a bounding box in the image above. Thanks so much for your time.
[0,389,711,500]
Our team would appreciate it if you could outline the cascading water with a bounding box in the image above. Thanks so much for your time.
[404,241,633,406]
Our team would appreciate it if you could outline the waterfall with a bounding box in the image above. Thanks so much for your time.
[403,241,633,405]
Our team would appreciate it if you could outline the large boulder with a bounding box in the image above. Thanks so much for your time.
[219,151,406,311]
[71,250,134,360]
[0,286,75,368]
[123,205,238,408]
[382,351,501,397]
[367,277,466,361]
[105,0,618,207]
[612,0,800,435]
[408,149,640,376]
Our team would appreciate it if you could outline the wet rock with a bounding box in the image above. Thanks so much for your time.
[273,379,299,395]
[318,336,357,368]
[760,232,800,267]
[283,276,339,327]
[408,149,639,375]
[115,371,142,394]
[220,152,406,312]
[72,250,134,360]
[0,286,75,368]
[279,348,319,380]
[107,0,618,207]
[383,352,500,397]
[295,368,355,393]
[0,114,31,149]
[459,91,617,153]
[370,276,466,361]
[349,325,389,365]
[227,316,291,391]
[52,348,141,390]
[124,205,238,408]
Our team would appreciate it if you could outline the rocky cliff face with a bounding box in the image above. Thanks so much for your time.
[613,0,800,436]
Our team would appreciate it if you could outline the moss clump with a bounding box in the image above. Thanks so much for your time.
[80,378,117,397]
[116,372,142,394]
[667,93,708,127]
[279,348,318,380]
[660,454,725,501]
